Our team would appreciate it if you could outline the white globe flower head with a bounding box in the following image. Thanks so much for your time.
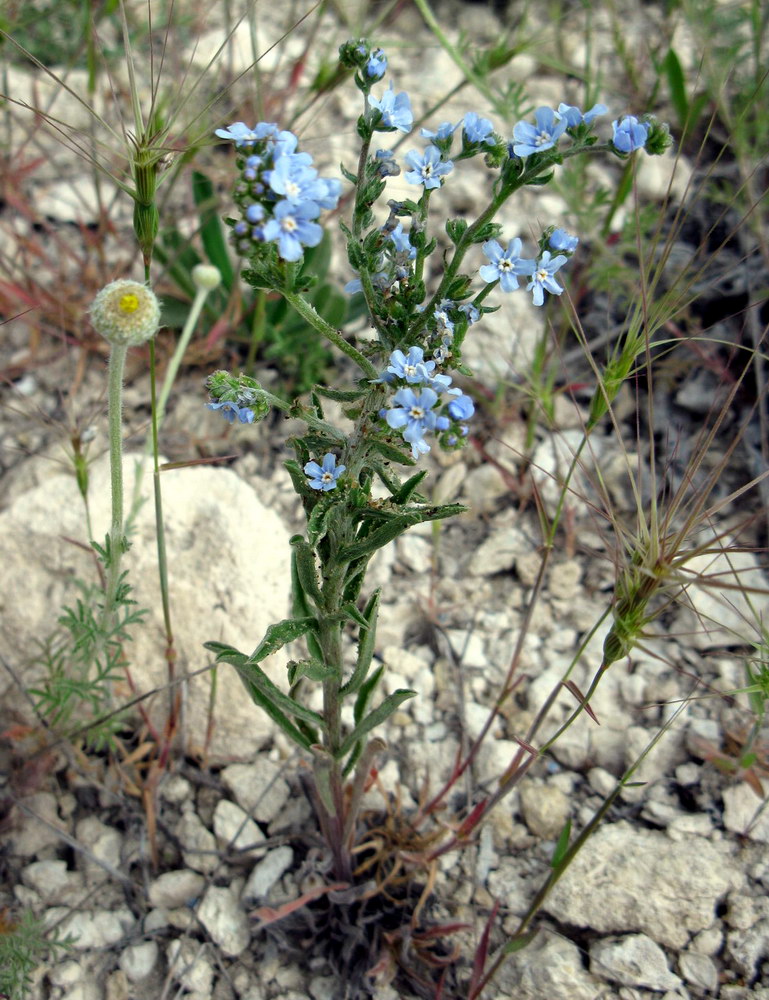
[90,279,161,346]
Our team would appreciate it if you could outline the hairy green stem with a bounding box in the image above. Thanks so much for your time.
[104,343,128,620]
[281,289,377,379]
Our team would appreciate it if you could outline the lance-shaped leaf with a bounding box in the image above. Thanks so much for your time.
[369,437,416,465]
[341,590,380,696]
[338,688,416,760]
[287,658,336,684]
[550,818,572,869]
[290,536,323,607]
[391,468,429,505]
[314,385,367,402]
[248,616,319,663]
[204,645,318,751]
[291,549,324,664]
[339,513,423,562]
[307,502,335,548]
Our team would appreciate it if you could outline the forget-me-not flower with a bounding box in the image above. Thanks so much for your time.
[389,223,416,259]
[612,116,649,153]
[386,346,435,383]
[479,238,536,292]
[366,48,387,79]
[386,387,439,458]
[463,111,495,145]
[527,251,568,306]
[369,86,414,133]
[215,122,261,147]
[512,107,568,157]
[304,453,345,491]
[207,400,255,424]
[447,394,475,421]
[262,201,322,261]
[556,103,608,127]
[421,121,459,143]
[549,228,579,252]
[404,146,453,189]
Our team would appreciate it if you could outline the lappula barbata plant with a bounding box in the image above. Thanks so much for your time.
[204,39,672,885]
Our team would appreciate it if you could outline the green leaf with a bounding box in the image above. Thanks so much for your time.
[192,170,235,289]
[287,658,336,684]
[233,656,324,726]
[290,537,323,607]
[353,663,383,725]
[550,818,572,868]
[446,218,468,244]
[502,929,538,955]
[250,616,318,663]
[662,48,688,131]
[340,601,371,630]
[339,688,417,759]
[339,513,423,562]
[391,469,429,505]
[306,503,335,548]
[369,438,417,465]
[314,385,367,402]
[341,590,381,696]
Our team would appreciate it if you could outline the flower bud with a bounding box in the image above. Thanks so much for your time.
[192,264,222,291]
[90,280,161,346]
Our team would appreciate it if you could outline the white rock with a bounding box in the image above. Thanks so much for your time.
[198,884,250,956]
[119,940,158,981]
[722,783,769,843]
[61,983,100,1000]
[11,792,68,857]
[243,846,294,902]
[467,525,530,576]
[22,859,83,904]
[545,822,743,948]
[590,934,681,991]
[148,869,205,909]
[519,783,570,840]
[213,799,266,854]
[498,931,604,999]
[160,774,192,804]
[397,533,433,573]
[220,759,291,825]
[75,816,122,878]
[166,939,214,994]
[0,454,292,761]
[55,908,135,949]
[678,950,718,992]
[726,919,769,978]
[548,559,582,600]
[175,811,218,873]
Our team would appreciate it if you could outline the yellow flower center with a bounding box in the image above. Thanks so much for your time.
[118,292,140,314]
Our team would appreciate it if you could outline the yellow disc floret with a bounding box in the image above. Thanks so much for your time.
[90,279,161,346]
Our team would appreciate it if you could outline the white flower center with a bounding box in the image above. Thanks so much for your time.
[281,216,298,233]
[536,268,548,281]
[322,472,334,483]
[499,259,513,272]
[535,130,552,146]
[285,180,300,199]
[409,406,424,420]
[404,364,417,377]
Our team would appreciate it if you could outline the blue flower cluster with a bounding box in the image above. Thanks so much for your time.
[205,372,271,426]
[216,122,342,262]
[376,346,475,458]
[510,102,650,158]
[480,231,579,307]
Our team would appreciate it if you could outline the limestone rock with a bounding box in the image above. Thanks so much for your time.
[589,934,681,991]
[198,884,250,956]
[0,454,292,761]
[220,759,291,825]
[545,822,743,948]
[148,869,205,909]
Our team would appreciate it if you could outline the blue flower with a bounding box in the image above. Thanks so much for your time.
[262,200,322,261]
[421,121,459,142]
[375,149,401,177]
[386,346,435,383]
[463,111,495,145]
[369,85,414,134]
[556,103,608,127]
[404,146,453,189]
[447,394,475,420]
[304,453,345,491]
[267,154,323,206]
[479,238,536,292]
[207,400,255,424]
[527,251,568,306]
[215,122,261,146]
[385,386,439,457]
[549,228,579,252]
[512,107,568,157]
[366,48,387,79]
[612,116,649,153]
[459,302,480,325]
[389,223,416,259]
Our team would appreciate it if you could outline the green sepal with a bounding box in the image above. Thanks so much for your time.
[341,589,380,696]
[341,164,358,185]
[339,688,416,760]
[528,170,555,186]
[446,218,468,245]
[290,536,323,607]
[287,658,336,684]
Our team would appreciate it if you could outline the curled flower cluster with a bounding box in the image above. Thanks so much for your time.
[216,122,342,262]
[205,370,270,425]
[376,347,475,458]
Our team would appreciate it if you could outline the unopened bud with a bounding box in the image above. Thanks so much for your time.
[192,264,222,291]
